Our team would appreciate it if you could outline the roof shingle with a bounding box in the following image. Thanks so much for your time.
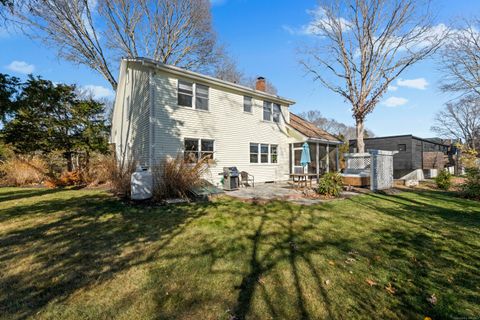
[289,113,341,142]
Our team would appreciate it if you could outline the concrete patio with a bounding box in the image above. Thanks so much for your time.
[225,182,359,205]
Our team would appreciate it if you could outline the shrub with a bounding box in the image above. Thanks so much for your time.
[461,168,480,200]
[83,153,114,186]
[317,172,343,197]
[435,170,452,190]
[104,155,136,198]
[0,156,48,186]
[152,154,210,200]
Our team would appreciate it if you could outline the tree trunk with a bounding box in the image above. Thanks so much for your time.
[65,152,73,172]
[356,118,365,153]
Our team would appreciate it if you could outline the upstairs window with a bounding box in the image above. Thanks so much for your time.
[398,144,407,152]
[263,101,272,121]
[244,96,252,113]
[273,104,281,123]
[178,80,193,107]
[196,84,209,110]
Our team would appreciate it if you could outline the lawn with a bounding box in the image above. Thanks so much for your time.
[0,187,479,320]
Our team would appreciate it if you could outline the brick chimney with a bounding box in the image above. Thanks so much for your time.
[255,76,266,92]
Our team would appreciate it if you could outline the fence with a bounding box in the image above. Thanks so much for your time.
[343,150,397,191]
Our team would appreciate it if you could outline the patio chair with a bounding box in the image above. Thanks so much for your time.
[240,171,255,188]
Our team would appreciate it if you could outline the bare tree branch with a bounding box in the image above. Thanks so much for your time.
[300,0,445,152]
[11,0,222,90]
[440,18,480,98]
[431,95,480,150]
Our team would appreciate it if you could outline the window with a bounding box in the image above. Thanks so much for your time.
[250,143,278,164]
[263,101,272,121]
[201,139,214,160]
[273,104,281,123]
[271,145,278,163]
[398,144,407,152]
[184,139,199,162]
[178,80,193,107]
[178,80,209,110]
[184,138,214,162]
[195,84,209,110]
[260,144,269,163]
[250,143,259,163]
[244,96,252,113]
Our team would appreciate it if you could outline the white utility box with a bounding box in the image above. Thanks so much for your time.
[131,168,153,200]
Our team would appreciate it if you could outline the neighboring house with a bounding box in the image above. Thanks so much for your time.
[110,57,341,184]
[349,135,452,178]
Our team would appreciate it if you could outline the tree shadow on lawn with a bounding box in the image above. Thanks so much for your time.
[150,194,480,320]
[346,190,480,319]
[0,188,63,204]
[0,189,215,319]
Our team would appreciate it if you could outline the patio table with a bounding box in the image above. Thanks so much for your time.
[289,173,318,189]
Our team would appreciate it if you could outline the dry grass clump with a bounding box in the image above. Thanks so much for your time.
[152,154,210,200]
[103,155,136,198]
[0,156,48,186]
[83,153,116,186]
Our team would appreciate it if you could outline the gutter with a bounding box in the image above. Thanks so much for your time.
[130,57,296,106]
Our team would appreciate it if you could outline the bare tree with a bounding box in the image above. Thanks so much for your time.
[300,110,374,140]
[300,0,446,152]
[214,55,245,84]
[431,95,480,150]
[440,19,480,98]
[12,0,221,90]
[244,76,278,95]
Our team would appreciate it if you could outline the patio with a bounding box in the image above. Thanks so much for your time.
[225,182,359,205]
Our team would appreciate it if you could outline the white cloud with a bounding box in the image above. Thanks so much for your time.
[6,60,35,74]
[382,96,408,107]
[388,85,398,92]
[302,6,351,35]
[397,78,428,90]
[82,85,114,99]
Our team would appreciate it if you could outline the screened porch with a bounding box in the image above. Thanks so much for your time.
[290,141,340,179]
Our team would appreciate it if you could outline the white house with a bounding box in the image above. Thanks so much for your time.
[110,57,342,184]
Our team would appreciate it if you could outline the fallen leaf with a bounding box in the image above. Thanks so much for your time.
[366,279,377,286]
[345,257,356,264]
[328,260,335,266]
[385,283,396,295]
[427,293,437,305]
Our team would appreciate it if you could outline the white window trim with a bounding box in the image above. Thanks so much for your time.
[249,143,279,164]
[244,96,253,114]
[177,80,210,111]
[184,138,215,161]
[262,101,282,122]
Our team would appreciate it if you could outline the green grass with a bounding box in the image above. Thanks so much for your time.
[0,187,479,320]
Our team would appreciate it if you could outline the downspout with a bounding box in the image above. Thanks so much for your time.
[149,70,155,168]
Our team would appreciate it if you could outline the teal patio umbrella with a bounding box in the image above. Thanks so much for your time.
[300,142,311,169]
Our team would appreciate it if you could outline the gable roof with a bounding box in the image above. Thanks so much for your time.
[289,113,341,143]
[123,57,295,106]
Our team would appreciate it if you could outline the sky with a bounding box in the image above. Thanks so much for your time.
[1,0,479,138]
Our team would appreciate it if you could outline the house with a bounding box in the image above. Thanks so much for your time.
[349,134,453,178]
[110,57,342,185]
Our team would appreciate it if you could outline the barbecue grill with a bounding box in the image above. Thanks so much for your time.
[222,167,240,190]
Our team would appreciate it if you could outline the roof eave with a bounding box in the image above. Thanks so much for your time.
[125,57,296,106]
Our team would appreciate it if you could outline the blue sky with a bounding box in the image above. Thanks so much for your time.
[1,0,479,137]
